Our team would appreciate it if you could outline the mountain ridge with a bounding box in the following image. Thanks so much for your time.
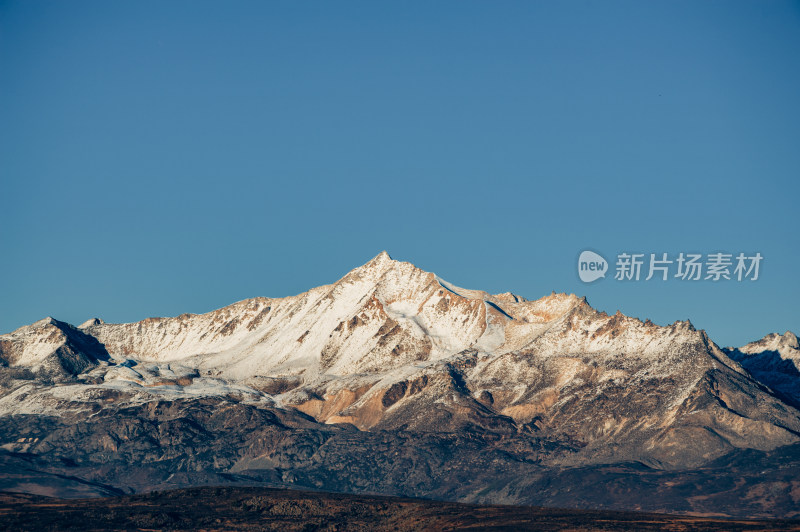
[1,252,799,517]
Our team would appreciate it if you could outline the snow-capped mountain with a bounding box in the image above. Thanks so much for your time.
[0,317,109,376]
[1,252,799,516]
[724,331,800,406]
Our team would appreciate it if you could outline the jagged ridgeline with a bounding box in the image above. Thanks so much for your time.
[1,252,799,518]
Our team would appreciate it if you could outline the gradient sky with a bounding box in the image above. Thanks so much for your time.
[1,1,798,347]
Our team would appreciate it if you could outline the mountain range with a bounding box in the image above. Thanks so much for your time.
[1,252,799,518]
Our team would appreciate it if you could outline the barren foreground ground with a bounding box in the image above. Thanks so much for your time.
[1,486,799,531]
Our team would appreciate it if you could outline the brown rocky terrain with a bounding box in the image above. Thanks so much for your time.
[2,487,799,531]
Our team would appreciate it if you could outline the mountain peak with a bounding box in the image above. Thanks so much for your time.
[340,251,428,287]
[783,331,799,349]
[79,318,105,329]
[365,250,393,265]
[493,292,527,303]
[734,330,800,355]
[350,250,397,274]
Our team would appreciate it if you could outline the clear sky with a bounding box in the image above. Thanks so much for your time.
[1,1,798,347]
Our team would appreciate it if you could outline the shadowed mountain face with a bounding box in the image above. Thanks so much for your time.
[1,252,799,518]
[724,332,800,408]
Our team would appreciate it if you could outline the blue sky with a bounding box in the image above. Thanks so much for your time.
[1,1,798,346]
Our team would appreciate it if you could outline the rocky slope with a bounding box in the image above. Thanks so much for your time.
[1,252,799,517]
